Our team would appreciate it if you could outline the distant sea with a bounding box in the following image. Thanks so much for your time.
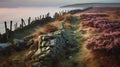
[0,7,83,34]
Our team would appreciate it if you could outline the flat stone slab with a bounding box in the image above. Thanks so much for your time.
[0,43,11,48]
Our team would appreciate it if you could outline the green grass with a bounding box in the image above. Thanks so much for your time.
[8,21,45,42]
[62,31,86,67]
[55,17,86,67]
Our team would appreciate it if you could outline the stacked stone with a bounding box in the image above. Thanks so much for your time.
[26,22,68,67]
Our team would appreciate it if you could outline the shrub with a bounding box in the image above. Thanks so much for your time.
[81,15,120,67]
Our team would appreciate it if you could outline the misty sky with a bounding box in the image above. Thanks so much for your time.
[0,0,120,7]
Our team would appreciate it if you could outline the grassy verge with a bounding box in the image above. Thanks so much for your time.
[55,15,86,67]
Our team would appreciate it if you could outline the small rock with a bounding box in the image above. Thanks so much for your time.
[69,56,72,59]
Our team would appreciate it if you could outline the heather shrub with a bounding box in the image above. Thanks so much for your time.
[81,16,120,67]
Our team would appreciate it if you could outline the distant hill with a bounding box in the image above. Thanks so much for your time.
[61,3,120,7]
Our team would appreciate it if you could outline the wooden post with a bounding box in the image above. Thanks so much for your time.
[4,21,7,33]
[4,21,9,40]
[20,24,22,29]
[14,24,16,30]
[40,15,41,19]
[16,23,18,29]
[28,17,31,25]
[46,13,50,18]
[14,23,18,30]
[23,20,26,26]
[21,18,26,28]
[10,21,12,31]
[21,19,24,28]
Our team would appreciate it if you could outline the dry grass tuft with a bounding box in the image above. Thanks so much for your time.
[34,28,45,38]
[44,23,58,33]
[64,22,72,28]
